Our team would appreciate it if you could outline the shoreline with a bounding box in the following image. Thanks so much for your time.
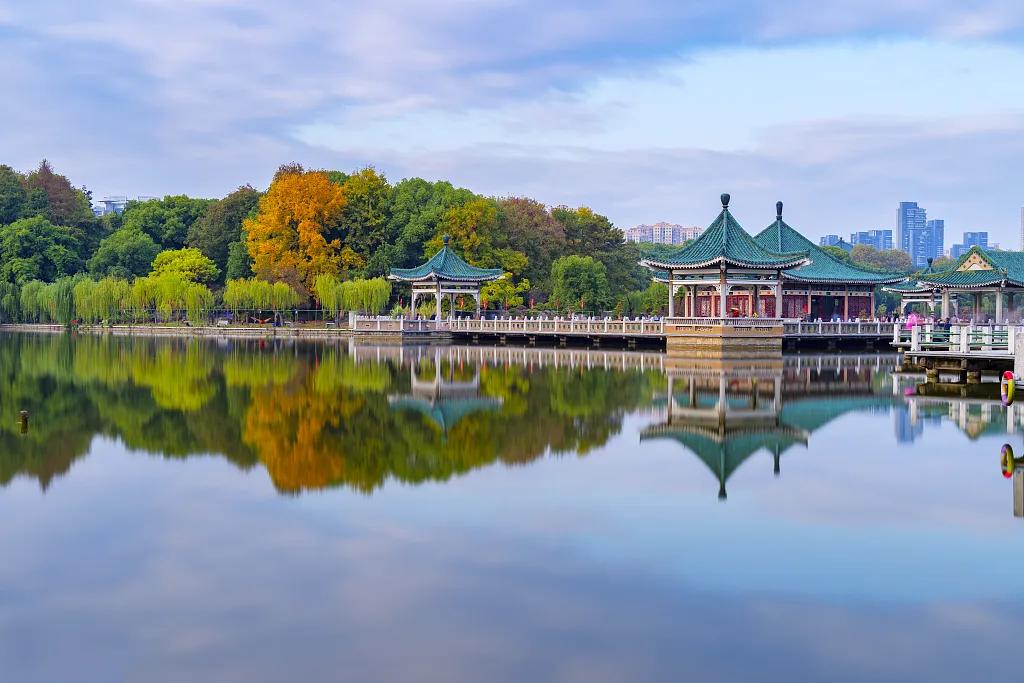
[0,322,420,342]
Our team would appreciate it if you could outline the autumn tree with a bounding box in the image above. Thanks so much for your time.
[244,168,354,297]
[495,197,566,297]
[850,244,913,272]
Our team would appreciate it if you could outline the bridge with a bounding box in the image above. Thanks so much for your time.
[352,315,899,349]
[896,323,1023,379]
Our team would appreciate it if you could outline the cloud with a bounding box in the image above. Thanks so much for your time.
[1,1,1023,242]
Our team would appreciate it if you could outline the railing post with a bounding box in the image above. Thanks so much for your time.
[960,325,970,353]
[911,325,921,352]
[892,323,900,344]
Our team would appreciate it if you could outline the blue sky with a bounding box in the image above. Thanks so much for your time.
[2,0,1023,244]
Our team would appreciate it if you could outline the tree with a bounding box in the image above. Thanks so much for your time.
[931,255,955,271]
[23,160,94,227]
[186,186,260,280]
[225,231,254,280]
[495,197,566,298]
[337,168,392,275]
[244,169,350,296]
[386,178,476,269]
[821,245,852,263]
[0,217,80,284]
[550,255,612,313]
[552,206,646,298]
[0,165,26,224]
[482,276,530,311]
[426,198,500,265]
[150,247,220,284]
[122,195,214,249]
[850,244,913,272]
[88,229,161,279]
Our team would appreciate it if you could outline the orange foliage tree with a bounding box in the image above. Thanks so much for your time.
[244,167,362,296]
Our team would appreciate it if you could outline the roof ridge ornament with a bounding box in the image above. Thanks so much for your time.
[721,193,730,209]
[776,201,783,220]
[443,234,450,246]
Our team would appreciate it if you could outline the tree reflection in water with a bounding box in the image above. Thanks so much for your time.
[2,334,1016,499]
[0,334,663,493]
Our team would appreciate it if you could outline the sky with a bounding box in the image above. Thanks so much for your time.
[1,0,1023,245]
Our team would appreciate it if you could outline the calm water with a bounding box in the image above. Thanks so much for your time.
[0,333,1020,682]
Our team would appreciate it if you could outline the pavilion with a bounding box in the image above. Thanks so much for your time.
[641,194,810,318]
[388,235,504,318]
[887,246,1024,322]
[754,201,905,319]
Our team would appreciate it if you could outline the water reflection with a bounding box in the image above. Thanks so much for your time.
[1,333,1021,502]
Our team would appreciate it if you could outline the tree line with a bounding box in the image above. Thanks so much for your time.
[0,160,658,322]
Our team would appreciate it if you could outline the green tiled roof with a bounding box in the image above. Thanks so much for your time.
[641,194,809,271]
[389,236,504,282]
[754,203,904,284]
[918,246,1024,288]
[883,280,932,293]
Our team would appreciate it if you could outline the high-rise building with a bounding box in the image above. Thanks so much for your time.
[849,229,893,251]
[950,231,989,259]
[898,202,943,267]
[925,219,944,262]
[624,222,703,245]
[819,234,843,247]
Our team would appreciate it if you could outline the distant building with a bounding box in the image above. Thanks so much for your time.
[849,229,893,251]
[1020,207,1024,250]
[92,194,158,217]
[897,202,943,267]
[925,219,945,263]
[819,234,844,248]
[625,222,703,245]
[950,231,989,259]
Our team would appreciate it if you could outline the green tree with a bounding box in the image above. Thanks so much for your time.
[150,247,220,284]
[0,216,80,284]
[0,165,27,224]
[122,195,214,249]
[387,179,476,268]
[930,255,955,271]
[550,255,612,313]
[225,231,254,280]
[821,245,852,263]
[88,229,161,279]
[186,186,260,280]
[850,244,913,272]
[338,168,392,275]
[552,206,646,298]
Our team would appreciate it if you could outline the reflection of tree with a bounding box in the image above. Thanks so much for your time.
[0,335,662,493]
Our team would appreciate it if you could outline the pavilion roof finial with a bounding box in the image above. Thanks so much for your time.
[721,193,730,209]
[443,234,450,246]
[776,201,783,220]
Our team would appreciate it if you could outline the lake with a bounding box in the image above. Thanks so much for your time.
[0,333,1020,682]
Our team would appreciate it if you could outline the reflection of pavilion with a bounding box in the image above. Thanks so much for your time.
[641,368,808,499]
[388,348,502,436]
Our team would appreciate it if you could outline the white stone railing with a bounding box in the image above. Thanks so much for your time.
[448,315,666,336]
[901,323,1016,354]
[781,321,894,336]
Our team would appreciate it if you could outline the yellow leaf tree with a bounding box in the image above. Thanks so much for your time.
[244,167,358,296]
